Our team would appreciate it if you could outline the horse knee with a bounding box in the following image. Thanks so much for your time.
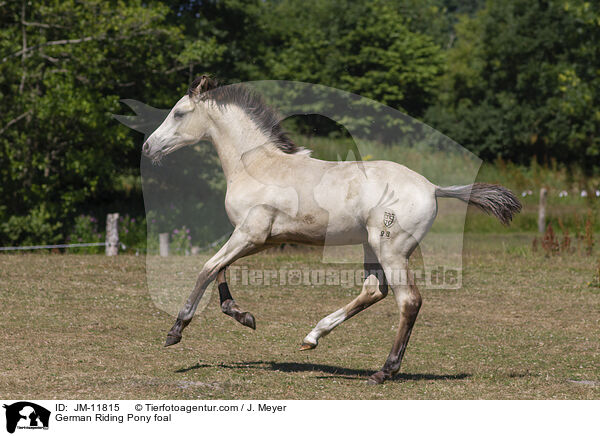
[410,282,422,308]
[201,259,221,282]
[400,292,421,318]
[366,285,386,302]
[363,274,388,300]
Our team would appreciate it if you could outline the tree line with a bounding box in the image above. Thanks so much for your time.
[0,0,598,245]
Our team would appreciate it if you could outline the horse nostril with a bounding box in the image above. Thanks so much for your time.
[142,141,149,154]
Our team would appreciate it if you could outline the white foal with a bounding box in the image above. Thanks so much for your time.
[143,76,521,384]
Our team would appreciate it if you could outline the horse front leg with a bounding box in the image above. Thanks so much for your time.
[165,208,272,346]
[217,267,256,330]
[164,235,254,346]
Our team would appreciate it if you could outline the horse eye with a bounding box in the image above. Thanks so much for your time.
[174,111,185,119]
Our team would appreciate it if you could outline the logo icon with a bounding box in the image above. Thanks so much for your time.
[383,211,395,228]
[3,402,50,434]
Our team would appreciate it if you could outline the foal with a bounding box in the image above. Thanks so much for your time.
[143,76,521,384]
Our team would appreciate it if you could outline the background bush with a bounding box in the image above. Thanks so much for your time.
[1,0,599,247]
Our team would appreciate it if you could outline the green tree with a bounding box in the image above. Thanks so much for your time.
[427,0,600,170]
[0,0,224,245]
[165,0,267,82]
[261,0,445,118]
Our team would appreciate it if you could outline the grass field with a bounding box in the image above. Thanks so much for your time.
[1,231,599,400]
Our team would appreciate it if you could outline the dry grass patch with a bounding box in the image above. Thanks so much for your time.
[0,233,598,399]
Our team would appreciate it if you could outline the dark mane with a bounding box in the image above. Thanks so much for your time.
[188,77,306,155]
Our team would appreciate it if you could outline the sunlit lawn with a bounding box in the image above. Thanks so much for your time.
[0,231,598,399]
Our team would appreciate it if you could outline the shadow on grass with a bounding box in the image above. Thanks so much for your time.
[176,360,470,382]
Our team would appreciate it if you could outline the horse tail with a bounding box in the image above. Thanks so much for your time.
[435,183,522,225]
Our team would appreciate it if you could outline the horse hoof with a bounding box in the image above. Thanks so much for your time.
[242,312,256,330]
[164,333,182,347]
[299,342,317,351]
[367,371,386,385]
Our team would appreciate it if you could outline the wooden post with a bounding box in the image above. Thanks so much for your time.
[538,188,547,233]
[105,213,119,256]
[159,233,169,257]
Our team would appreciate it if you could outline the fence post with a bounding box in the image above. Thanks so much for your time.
[105,213,119,256]
[538,188,547,233]
[159,233,169,257]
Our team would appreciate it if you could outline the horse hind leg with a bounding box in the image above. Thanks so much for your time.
[217,267,256,330]
[368,261,422,385]
[300,244,388,350]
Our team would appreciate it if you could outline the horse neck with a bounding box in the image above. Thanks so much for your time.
[206,103,273,182]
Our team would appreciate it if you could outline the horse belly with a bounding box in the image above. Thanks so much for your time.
[268,210,367,246]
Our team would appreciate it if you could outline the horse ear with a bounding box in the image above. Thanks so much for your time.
[188,75,218,98]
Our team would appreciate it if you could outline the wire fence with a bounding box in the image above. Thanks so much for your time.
[0,234,229,254]
[0,242,109,251]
